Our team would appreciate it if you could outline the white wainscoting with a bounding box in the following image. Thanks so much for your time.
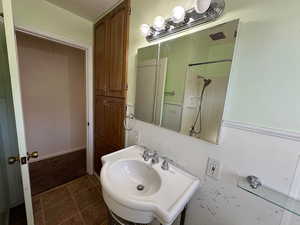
[223,120,300,142]
[125,113,300,225]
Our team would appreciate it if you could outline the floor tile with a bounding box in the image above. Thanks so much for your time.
[10,176,108,225]
[88,175,101,186]
[44,197,78,225]
[100,219,109,225]
[74,186,103,210]
[60,214,84,225]
[34,211,45,225]
[33,197,42,213]
[67,176,95,193]
[81,201,108,225]
[41,187,72,209]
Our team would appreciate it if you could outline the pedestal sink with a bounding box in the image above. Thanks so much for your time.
[100,145,200,225]
[109,159,162,196]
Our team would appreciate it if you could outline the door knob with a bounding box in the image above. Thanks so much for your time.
[8,156,20,164]
[27,151,39,160]
[8,152,39,165]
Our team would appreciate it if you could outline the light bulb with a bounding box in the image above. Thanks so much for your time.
[188,18,195,24]
[140,24,151,37]
[172,6,186,23]
[194,0,211,14]
[153,16,166,31]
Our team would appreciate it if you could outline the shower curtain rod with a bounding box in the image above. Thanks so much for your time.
[188,59,232,67]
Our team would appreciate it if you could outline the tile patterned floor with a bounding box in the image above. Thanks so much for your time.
[32,175,108,225]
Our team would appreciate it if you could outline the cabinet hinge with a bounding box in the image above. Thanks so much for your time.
[128,7,132,15]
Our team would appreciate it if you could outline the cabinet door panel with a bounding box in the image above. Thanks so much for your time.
[94,20,108,96]
[107,5,128,98]
[94,96,125,174]
[94,96,105,139]
[103,97,125,147]
[93,0,129,175]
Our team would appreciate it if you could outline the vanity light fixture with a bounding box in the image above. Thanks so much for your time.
[153,16,166,31]
[195,0,212,13]
[140,24,152,37]
[141,0,225,42]
[172,6,186,23]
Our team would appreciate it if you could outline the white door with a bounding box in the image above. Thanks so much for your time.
[135,58,167,125]
[1,0,34,224]
[135,59,157,123]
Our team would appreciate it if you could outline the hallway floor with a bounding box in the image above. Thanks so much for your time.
[10,175,109,225]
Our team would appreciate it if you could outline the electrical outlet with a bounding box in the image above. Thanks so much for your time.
[206,157,222,180]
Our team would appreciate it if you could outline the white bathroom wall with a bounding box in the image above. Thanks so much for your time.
[127,0,300,224]
[125,118,300,225]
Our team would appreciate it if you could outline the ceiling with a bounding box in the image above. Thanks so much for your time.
[45,0,122,21]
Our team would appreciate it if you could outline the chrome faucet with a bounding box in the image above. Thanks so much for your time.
[142,149,159,165]
[161,158,169,170]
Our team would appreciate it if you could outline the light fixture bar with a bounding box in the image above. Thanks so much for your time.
[145,0,225,42]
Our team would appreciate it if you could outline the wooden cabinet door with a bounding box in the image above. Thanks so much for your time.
[94,96,106,140]
[94,96,125,174]
[94,19,108,96]
[107,3,129,98]
[103,97,125,148]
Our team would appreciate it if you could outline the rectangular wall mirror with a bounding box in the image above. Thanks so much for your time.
[135,20,239,144]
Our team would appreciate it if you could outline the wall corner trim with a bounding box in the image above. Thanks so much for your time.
[222,120,300,142]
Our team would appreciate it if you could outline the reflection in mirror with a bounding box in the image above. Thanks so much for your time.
[135,45,157,123]
[181,60,232,143]
[135,45,167,126]
[135,20,239,144]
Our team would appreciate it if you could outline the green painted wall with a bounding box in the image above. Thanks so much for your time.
[160,37,196,104]
[129,0,300,132]
[1,0,93,46]
[137,31,235,106]
[137,44,158,62]
[161,36,235,105]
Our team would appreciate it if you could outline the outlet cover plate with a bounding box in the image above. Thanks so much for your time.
[206,157,222,180]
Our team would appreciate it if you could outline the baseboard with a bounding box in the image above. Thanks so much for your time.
[223,120,300,142]
[29,149,87,195]
[29,146,86,163]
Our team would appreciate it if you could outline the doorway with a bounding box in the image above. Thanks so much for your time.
[1,13,96,225]
[8,30,95,224]
[17,30,88,193]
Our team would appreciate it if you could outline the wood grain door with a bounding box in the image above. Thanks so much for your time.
[94,19,108,96]
[104,97,125,148]
[94,96,125,174]
[107,3,129,98]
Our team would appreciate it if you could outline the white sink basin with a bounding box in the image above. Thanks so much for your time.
[109,159,161,196]
[100,145,200,225]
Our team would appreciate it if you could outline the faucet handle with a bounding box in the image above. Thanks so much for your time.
[151,152,159,164]
[161,158,170,170]
[142,150,150,161]
[142,148,156,161]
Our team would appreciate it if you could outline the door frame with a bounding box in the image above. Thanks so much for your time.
[14,26,95,176]
[1,1,94,224]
